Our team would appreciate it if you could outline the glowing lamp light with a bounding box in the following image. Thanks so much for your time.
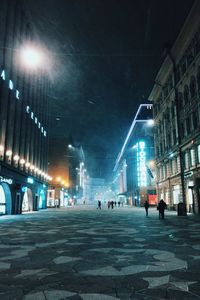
[21,46,41,68]
[147,119,154,126]
[25,162,30,168]
[6,150,12,156]
[20,158,25,164]
[38,170,42,175]
[56,177,61,182]
[30,165,35,170]
[13,154,20,161]
[0,145,4,152]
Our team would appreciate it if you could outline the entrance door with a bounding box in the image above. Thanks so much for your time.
[0,185,6,214]
[22,188,33,212]
[0,183,12,215]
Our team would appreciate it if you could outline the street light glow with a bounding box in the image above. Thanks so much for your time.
[20,46,42,68]
[147,119,154,126]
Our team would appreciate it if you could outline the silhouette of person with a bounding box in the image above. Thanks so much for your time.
[158,199,167,219]
[144,200,149,216]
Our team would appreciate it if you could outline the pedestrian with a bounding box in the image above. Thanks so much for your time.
[118,201,120,207]
[157,199,167,219]
[144,200,149,216]
[97,200,101,210]
[107,201,110,209]
[114,201,117,207]
[111,200,114,209]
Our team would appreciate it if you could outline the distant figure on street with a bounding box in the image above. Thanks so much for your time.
[111,201,114,209]
[144,200,149,216]
[157,199,167,219]
[114,201,117,207]
[107,201,111,209]
[97,200,101,210]
[118,201,120,207]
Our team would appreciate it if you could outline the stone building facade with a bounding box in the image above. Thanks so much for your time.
[149,0,200,213]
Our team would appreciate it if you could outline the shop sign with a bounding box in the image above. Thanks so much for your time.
[184,171,193,178]
[0,176,13,185]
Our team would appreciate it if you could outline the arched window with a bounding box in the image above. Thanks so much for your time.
[190,76,196,98]
[184,85,189,104]
[197,66,200,91]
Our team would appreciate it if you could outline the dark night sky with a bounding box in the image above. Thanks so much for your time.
[27,0,194,178]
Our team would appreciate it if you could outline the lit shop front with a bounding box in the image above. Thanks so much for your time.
[0,166,47,215]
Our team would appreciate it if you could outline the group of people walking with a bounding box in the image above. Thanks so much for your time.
[98,198,167,219]
[144,199,167,219]
[97,200,123,210]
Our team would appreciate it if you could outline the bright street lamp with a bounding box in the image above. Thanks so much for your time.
[20,45,43,68]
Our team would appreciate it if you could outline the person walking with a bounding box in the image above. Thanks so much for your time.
[158,199,167,219]
[97,200,101,210]
[144,200,149,216]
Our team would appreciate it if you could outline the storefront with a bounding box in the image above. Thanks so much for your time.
[0,165,47,215]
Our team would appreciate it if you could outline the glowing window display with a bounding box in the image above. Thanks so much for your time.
[136,141,147,187]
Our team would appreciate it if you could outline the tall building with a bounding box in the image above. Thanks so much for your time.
[148,0,200,213]
[47,137,85,206]
[0,0,50,214]
[113,104,156,206]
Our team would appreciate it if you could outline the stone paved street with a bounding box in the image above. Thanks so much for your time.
[0,205,200,299]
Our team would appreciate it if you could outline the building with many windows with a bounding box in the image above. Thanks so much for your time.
[149,0,200,213]
[113,104,156,206]
[0,0,51,214]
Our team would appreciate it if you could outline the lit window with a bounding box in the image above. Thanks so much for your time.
[184,152,189,169]
[44,130,46,137]
[197,145,200,164]
[190,149,195,167]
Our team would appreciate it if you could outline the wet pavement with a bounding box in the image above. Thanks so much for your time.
[0,205,200,299]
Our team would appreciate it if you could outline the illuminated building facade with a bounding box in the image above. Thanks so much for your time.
[0,0,50,214]
[113,104,156,206]
[47,137,85,206]
[149,0,200,213]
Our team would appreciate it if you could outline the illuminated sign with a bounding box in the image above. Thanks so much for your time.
[27,177,34,184]
[0,176,13,185]
[1,69,47,137]
[1,70,20,100]
[136,141,147,187]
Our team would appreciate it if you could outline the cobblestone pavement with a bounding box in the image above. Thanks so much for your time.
[0,205,200,299]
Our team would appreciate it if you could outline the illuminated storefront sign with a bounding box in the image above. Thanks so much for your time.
[136,141,147,187]
[0,176,13,185]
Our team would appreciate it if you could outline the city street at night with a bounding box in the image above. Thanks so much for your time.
[0,206,200,299]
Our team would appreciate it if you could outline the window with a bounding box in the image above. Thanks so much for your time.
[184,85,189,104]
[192,111,198,130]
[186,117,191,135]
[178,92,183,109]
[180,122,185,140]
[184,152,189,170]
[190,76,196,98]
[197,145,200,164]
[190,149,195,167]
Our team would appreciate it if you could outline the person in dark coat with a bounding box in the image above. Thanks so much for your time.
[158,199,167,219]
[97,200,101,209]
[144,200,149,216]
